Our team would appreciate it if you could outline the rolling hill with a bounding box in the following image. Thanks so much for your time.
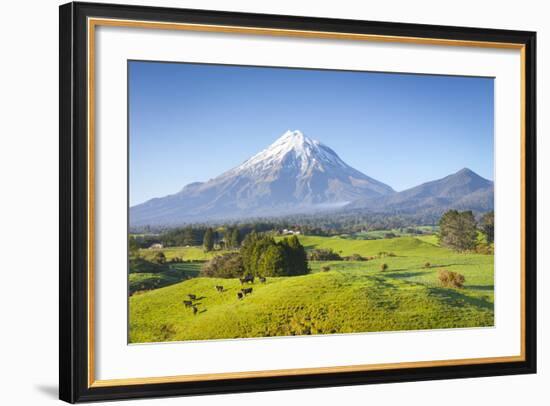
[129,235,494,343]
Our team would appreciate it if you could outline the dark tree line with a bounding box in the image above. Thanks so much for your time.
[200,233,309,279]
[241,233,309,277]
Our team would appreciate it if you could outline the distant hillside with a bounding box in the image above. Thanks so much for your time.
[346,168,493,215]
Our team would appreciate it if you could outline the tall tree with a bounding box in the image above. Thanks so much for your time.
[260,244,287,276]
[128,237,140,258]
[230,228,241,249]
[480,211,494,244]
[438,210,478,251]
[203,228,214,252]
[281,235,308,275]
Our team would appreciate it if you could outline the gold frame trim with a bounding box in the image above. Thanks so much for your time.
[87,17,527,388]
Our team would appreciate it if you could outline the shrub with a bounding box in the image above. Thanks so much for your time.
[424,262,431,268]
[308,249,342,261]
[384,232,397,239]
[152,251,166,265]
[200,252,244,278]
[344,253,367,261]
[321,265,331,272]
[475,243,494,255]
[380,263,389,271]
[437,269,465,288]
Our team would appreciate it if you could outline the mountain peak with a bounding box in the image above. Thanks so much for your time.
[456,167,475,175]
[130,130,395,225]
[280,129,306,141]
[270,130,318,150]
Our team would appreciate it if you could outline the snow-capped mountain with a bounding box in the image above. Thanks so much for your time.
[130,130,394,226]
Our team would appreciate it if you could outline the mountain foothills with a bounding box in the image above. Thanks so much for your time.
[130,130,493,227]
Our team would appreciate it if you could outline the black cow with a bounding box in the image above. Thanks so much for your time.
[240,274,254,284]
[183,300,193,307]
[215,285,224,292]
[187,294,197,300]
[241,287,253,296]
[259,276,266,283]
[237,292,243,300]
[192,305,198,315]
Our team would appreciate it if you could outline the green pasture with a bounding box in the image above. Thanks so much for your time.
[129,262,202,295]
[129,235,494,343]
[138,246,233,261]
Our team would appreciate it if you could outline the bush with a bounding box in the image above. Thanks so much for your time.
[437,269,465,288]
[200,252,244,278]
[344,253,367,261]
[308,249,342,261]
[380,263,389,271]
[378,251,396,257]
[424,262,431,268]
[321,265,331,272]
[152,251,166,265]
[475,243,494,255]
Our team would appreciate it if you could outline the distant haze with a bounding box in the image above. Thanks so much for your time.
[129,61,494,207]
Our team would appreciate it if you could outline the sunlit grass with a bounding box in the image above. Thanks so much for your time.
[129,235,494,343]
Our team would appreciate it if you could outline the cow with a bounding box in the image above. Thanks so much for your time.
[241,287,253,296]
[187,294,197,300]
[259,276,266,283]
[183,300,193,307]
[239,274,254,284]
[215,285,224,292]
[192,305,198,315]
[237,292,243,300]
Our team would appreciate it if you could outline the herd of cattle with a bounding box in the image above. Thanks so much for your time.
[182,275,267,315]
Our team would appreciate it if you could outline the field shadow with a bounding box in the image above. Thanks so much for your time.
[430,263,468,268]
[383,271,428,279]
[369,276,397,290]
[428,287,493,310]
[466,284,494,291]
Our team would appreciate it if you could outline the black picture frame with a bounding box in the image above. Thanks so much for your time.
[60,1,537,403]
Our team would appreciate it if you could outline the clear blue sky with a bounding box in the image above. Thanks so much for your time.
[129,61,494,206]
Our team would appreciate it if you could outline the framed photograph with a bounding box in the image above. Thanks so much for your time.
[59,2,536,403]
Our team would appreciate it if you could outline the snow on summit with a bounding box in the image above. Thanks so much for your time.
[231,130,351,177]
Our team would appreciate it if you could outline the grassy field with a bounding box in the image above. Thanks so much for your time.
[129,262,203,295]
[345,226,438,240]
[129,234,494,343]
[138,246,234,261]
